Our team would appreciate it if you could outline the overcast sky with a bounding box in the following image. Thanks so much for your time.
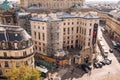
[1,0,120,3]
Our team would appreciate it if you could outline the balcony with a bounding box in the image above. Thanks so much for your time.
[0,53,34,59]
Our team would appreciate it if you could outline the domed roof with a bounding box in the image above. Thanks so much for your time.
[0,25,32,50]
[0,0,13,10]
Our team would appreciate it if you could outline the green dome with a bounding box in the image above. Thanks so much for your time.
[0,0,13,10]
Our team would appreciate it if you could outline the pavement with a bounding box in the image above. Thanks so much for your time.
[44,26,120,80]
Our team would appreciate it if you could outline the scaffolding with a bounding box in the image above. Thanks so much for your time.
[46,22,61,56]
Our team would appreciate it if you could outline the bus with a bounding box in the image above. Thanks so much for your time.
[111,40,118,49]
[101,46,108,58]
[98,40,108,58]
[36,65,48,78]
[98,40,104,50]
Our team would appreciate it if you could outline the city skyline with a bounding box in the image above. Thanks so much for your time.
[0,0,120,2]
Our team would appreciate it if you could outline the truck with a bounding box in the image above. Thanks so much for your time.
[101,46,108,58]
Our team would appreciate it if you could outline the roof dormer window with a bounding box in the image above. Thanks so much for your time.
[15,33,18,37]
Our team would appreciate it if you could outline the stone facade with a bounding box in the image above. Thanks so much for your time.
[20,0,84,10]
[0,25,34,76]
[30,11,99,57]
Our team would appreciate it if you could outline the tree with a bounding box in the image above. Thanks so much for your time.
[5,66,41,80]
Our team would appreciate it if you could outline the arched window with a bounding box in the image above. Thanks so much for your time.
[2,42,6,49]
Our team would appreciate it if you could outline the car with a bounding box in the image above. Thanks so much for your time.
[81,64,91,73]
[93,62,100,68]
[100,61,106,65]
[98,62,103,68]
[39,65,47,69]
[109,49,113,53]
[103,59,112,65]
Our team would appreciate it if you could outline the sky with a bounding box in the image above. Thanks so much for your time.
[0,0,120,3]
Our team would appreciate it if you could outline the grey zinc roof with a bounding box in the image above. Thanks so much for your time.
[0,25,31,42]
[83,13,99,19]
[31,15,62,22]
[71,4,90,9]
[31,12,99,22]
[28,6,47,10]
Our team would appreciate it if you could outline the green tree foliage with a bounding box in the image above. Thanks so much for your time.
[5,66,41,80]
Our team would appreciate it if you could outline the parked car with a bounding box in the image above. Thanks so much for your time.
[103,59,112,65]
[109,49,113,53]
[81,64,91,73]
[93,62,101,68]
[100,61,106,65]
[98,62,103,68]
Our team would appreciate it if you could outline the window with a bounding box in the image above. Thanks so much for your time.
[84,29,86,35]
[5,61,9,67]
[71,40,73,43]
[15,34,18,36]
[14,43,18,49]
[38,32,41,40]
[77,27,79,33]
[39,47,41,51]
[76,35,78,38]
[34,31,36,39]
[43,43,45,47]
[43,49,45,53]
[23,51,27,56]
[35,41,37,44]
[39,42,41,45]
[90,23,92,26]
[88,42,90,46]
[64,23,66,25]
[67,41,69,44]
[63,28,66,32]
[72,22,74,25]
[82,28,83,34]
[68,22,70,25]
[80,27,81,33]
[42,26,44,30]
[89,29,91,35]
[0,70,2,75]
[57,33,59,39]
[72,27,74,31]
[3,52,7,57]
[68,36,69,39]
[2,42,6,49]
[68,28,70,34]
[42,33,45,41]
[38,26,40,29]
[35,46,37,50]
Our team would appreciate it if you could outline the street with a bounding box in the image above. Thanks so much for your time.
[45,26,120,80]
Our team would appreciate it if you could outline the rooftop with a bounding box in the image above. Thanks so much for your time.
[0,0,13,10]
[0,25,31,42]
[31,11,99,22]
